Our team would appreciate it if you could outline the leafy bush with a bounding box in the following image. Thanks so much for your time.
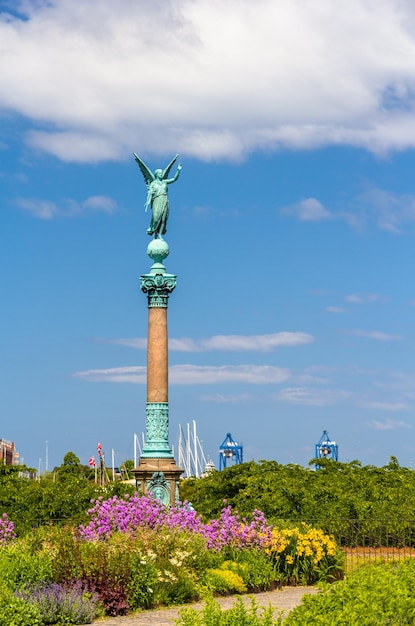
[226,549,279,591]
[175,595,280,625]
[0,596,42,626]
[204,564,247,594]
[143,528,202,606]
[16,582,100,625]
[0,472,135,537]
[263,524,343,584]
[0,539,53,590]
[281,559,415,625]
[126,548,157,610]
[180,459,415,548]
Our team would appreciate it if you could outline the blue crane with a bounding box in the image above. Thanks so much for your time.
[219,433,243,470]
[315,430,338,468]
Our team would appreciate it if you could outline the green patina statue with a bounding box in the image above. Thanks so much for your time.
[133,153,182,239]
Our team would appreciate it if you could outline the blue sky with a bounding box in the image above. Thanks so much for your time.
[2,0,415,471]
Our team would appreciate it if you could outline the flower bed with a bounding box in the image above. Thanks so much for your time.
[0,495,343,623]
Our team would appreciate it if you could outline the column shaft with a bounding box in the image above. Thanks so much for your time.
[147,307,168,403]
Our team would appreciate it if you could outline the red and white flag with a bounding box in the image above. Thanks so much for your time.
[89,457,96,467]
[97,442,103,458]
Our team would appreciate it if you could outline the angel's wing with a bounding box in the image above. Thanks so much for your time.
[162,154,179,179]
[133,153,155,186]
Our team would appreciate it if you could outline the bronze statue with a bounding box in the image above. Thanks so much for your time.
[133,153,182,239]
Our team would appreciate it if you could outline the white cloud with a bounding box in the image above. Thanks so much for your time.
[325,306,346,314]
[370,418,411,430]
[15,195,118,219]
[2,1,415,161]
[344,293,388,303]
[15,198,61,220]
[198,332,313,352]
[74,366,147,384]
[81,196,118,214]
[285,189,415,233]
[199,394,253,403]
[347,329,403,341]
[342,189,415,232]
[74,363,292,384]
[277,387,349,406]
[106,331,314,352]
[282,198,332,222]
[363,401,409,411]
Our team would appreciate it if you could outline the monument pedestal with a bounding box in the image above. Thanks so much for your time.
[132,458,183,507]
[133,238,183,504]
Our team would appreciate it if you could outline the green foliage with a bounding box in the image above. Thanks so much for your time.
[281,559,415,625]
[44,529,156,614]
[145,528,203,606]
[16,582,101,625]
[0,539,53,590]
[226,549,279,590]
[62,452,81,467]
[0,472,134,536]
[175,596,280,626]
[126,549,158,610]
[263,525,344,585]
[204,562,247,594]
[180,459,415,547]
[0,464,34,478]
[0,596,42,626]
[55,451,93,483]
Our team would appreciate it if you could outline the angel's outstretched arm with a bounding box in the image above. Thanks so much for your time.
[166,163,182,185]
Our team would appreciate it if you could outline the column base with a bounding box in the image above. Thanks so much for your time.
[132,457,183,507]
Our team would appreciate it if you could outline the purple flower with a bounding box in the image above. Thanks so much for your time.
[0,513,16,544]
[78,494,272,552]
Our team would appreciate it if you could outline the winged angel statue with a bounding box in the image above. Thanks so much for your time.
[133,153,182,239]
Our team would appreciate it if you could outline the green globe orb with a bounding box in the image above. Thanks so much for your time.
[147,238,169,272]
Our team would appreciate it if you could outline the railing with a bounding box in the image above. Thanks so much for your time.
[293,519,415,572]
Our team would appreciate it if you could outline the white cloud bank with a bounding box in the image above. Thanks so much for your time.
[73,364,291,384]
[282,199,332,222]
[108,331,314,352]
[2,0,415,162]
[15,195,118,219]
[370,418,411,430]
[347,330,403,341]
[277,387,350,406]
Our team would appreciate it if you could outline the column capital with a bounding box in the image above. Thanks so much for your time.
[140,273,177,308]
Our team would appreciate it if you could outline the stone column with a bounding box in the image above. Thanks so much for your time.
[132,239,183,505]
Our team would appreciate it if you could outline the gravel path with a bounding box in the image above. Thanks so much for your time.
[91,587,319,625]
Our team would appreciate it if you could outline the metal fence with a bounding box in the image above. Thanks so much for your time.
[307,519,415,572]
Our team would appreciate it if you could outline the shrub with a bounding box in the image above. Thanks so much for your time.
[263,524,343,584]
[204,565,247,594]
[281,560,415,625]
[0,596,42,626]
[16,581,100,625]
[126,548,157,610]
[175,595,280,625]
[0,539,53,590]
[146,529,202,606]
